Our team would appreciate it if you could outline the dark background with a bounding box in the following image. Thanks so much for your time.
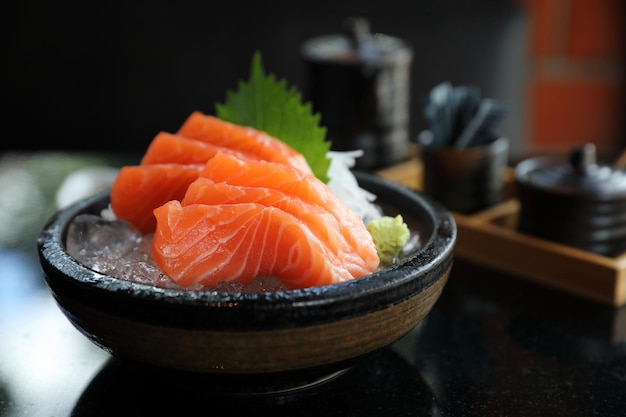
[1,0,528,154]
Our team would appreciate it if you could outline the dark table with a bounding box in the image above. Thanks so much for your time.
[1,152,625,416]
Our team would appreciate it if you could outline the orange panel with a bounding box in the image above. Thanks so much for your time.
[569,0,625,57]
[530,79,624,149]
[523,0,571,57]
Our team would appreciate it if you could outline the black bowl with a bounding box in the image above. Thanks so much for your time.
[37,171,456,393]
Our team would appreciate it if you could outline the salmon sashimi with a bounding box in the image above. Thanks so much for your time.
[110,164,204,234]
[109,114,379,290]
[140,132,256,165]
[151,201,356,289]
[181,177,374,279]
[177,111,313,175]
[199,152,378,266]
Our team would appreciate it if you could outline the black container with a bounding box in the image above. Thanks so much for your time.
[301,18,413,170]
[516,144,626,257]
[420,135,509,214]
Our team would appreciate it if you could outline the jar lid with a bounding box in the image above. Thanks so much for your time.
[300,17,412,66]
[515,143,626,199]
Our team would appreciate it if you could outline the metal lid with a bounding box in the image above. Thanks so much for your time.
[516,143,626,199]
[300,17,412,66]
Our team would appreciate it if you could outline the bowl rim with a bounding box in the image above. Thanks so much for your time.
[37,171,456,328]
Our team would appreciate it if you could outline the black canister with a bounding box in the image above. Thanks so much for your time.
[420,135,509,215]
[516,144,626,257]
[301,18,413,170]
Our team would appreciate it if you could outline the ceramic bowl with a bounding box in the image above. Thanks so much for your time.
[37,171,456,394]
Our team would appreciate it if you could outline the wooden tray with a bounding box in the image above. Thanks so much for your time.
[377,158,626,307]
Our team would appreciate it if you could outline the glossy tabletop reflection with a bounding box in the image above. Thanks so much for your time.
[1,152,626,416]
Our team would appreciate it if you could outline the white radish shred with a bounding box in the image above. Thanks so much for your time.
[326,150,382,225]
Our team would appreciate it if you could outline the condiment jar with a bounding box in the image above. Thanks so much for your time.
[515,143,626,256]
[420,134,509,214]
[300,17,413,170]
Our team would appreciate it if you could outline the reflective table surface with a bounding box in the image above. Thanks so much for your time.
[1,152,626,416]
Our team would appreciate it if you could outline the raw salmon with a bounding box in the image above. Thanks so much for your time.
[111,111,313,235]
[151,201,359,289]
[149,152,379,289]
[181,177,374,279]
[199,152,376,262]
[177,111,313,174]
[110,164,203,234]
[109,114,379,290]
[140,132,256,165]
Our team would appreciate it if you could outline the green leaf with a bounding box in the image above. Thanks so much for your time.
[215,51,331,183]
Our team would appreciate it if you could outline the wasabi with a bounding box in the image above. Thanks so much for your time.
[367,215,410,265]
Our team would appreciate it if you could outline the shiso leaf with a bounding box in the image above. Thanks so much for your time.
[215,51,332,183]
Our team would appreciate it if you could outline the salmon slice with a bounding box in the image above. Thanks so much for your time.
[110,164,203,234]
[200,152,378,268]
[151,201,354,289]
[181,177,375,279]
[177,111,313,174]
[140,132,256,165]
